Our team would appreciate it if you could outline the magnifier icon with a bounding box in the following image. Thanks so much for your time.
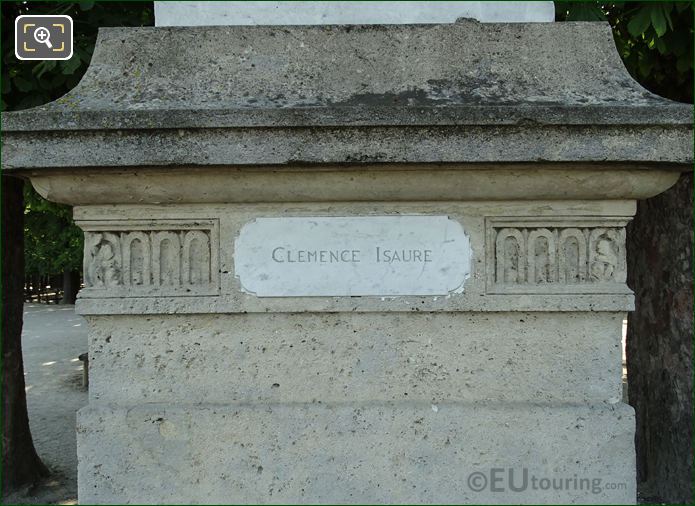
[33,26,52,48]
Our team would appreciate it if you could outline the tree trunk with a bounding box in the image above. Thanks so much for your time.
[60,269,80,305]
[1,176,49,495]
[627,172,694,504]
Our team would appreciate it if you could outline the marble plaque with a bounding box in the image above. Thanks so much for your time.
[234,216,471,297]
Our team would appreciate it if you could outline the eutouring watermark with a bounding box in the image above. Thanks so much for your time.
[466,468,628,495]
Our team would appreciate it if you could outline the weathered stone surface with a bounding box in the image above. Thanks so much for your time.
[85,312,624,406]
[3,22,688,120]
[77,402,635,504]
[4,125,692,169]
[1,21,692,169]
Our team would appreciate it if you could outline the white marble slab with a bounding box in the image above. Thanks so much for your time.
[234,216,471,297]
[155,1,555,26]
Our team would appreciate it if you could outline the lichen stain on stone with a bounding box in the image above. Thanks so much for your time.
[333,88,447,108]
[331,77,554,108]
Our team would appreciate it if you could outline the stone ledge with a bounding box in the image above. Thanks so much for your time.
[2,104,691,132]
[3,125,692,170]
[76,295,636,314]
[14,165,687,203]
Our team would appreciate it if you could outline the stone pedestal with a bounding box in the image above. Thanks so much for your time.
[2,20,691,504]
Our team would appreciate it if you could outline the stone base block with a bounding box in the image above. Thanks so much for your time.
[87,312,625,405]
[77,402,635,504]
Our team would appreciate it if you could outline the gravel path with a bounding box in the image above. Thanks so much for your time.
[4,304,88,505]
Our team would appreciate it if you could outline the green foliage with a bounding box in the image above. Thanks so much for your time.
[23,185,83,276]
[1,1,154,111]
[1,2,153,277]
[556,2,693,104]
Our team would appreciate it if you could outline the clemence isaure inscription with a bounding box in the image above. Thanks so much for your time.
[234,216,470,297]
[271,247,433,264]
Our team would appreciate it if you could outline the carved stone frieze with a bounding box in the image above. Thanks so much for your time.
[486,217,630,294]
[79,220,220,297]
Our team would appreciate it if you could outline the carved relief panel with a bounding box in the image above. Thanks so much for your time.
[486,217,630,294]
[79,220,219,297]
